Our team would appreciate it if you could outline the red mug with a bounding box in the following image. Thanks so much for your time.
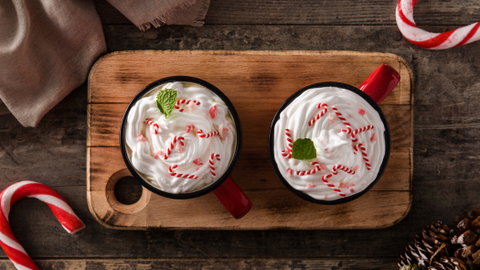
[120,76,252,219]
[269,64,400,204]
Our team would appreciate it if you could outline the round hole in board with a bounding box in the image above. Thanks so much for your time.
[114,176,143,205]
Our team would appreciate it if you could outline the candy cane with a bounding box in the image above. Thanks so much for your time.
[332,107,352,134]
[168,165,199,179]
[164,136,185,160]
[308,103,328,127]
[357,143,371,170]
[396,0,480,49]
[351,125,375,143]
[321,165,356,197]
[281,150,292,159]
[209,153,221,178]
[285,129,293,152]
[0,181,85,270]
[295,162,322,176]
[144,119,160,134]
[197,129,219,138]
[175,99,201,112]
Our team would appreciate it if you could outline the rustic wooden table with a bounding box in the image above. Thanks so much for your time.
[0,0,479,269]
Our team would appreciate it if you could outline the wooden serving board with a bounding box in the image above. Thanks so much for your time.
[87,50,413,230]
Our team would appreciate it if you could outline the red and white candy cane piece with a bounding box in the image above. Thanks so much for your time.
[168,165,199,179]
[396,0,480,49]
[281,150,292,159]
[308,103,328,127]
[332,107,352,134]
[0,181,85,270]
[209,153,221,178]
[321,165,356,197]
[351,125,375,143]
[295,162,322,176]
[285,129,293,152]
[145,119,160,134]
[357,143,372,170]
[175,99,201,112]
[197,129,219,138]
[164,136,185,160]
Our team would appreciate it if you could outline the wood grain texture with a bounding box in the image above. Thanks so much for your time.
[0,258,398,270]
[94,0,480,26]
[87,50,413,230]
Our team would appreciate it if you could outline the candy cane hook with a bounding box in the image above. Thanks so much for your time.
[396,0,480,49]
[0,181,85,270]
[175,99,201,112]
[321,165,356,197]
[168,165,199,179]
[164,136,185,160]
[308,103,328,127]
[209,153,221,178]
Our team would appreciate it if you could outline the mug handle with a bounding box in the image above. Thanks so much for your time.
[212,176,252,219]
[358,63,401,104]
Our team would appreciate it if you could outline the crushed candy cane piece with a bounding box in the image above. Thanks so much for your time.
[357,108,366,116]
[188,102,196,112]
[209,105,217,119]
[226,121,231,126]
[324,195,328,200]
[328,112,338,122]
[306,183,316,189]
[175,144,185,153]
[136,133,148,142]
[353,165,360,172]
[319,163,326,170]
[370,133,377,142]
[185,124,195,133]
[219,124,229,140]
[338,183,349,188]
[349,187,355,193]
[286,168,293,177]
[154,150,163,159]
[193,158,203,166]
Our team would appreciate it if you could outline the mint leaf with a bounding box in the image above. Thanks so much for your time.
[292,138,316,160]
[156,88,177,119]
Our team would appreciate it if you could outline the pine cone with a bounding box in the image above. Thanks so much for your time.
[398,221,452,269]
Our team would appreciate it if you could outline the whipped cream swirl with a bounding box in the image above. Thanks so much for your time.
[125,81,236,194]
[273,86,386,201]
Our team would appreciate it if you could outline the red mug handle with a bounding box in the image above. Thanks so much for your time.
[358,63,401,104]
[213,176,252,219]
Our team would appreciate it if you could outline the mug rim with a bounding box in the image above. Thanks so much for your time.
[268,82,391,205]
[119,76,243,199]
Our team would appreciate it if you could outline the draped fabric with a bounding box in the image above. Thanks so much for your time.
[0,0,209,127]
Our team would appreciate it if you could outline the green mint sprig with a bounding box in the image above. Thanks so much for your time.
[291,138,316,160]
[156,88,177,119]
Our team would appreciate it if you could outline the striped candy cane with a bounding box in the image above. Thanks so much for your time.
[321,165,356,197]
[168,165,199,179]
[285,129,293,153]
[145,119,160,134]
[164,136,185,160]
[396,0,480,49]
[308,103,328,127]
[332,107,352,134]
[197,129,219,138]
[175,99,201,112]
[0,181,85,270]
[281,150,292,159]
[356,143,371,170]
[209,153,221,178]
[295,162,323,176]
[351,125,375,143]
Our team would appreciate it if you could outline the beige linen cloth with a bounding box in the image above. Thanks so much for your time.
[0,0,209,127]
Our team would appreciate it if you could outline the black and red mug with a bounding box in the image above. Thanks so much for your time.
[120,76,252,218]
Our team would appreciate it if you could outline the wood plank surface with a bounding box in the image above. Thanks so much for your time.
[94,0,480,26]
[87,50,413,230]
[0,258,398,270]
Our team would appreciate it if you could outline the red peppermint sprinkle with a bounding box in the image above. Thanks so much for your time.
[136,133,148,142]
[358,108,366,116]
[175,144,185,153]
[154,150,163,159]
[286,168,293,177]
[185,124,195,133]
[209,105,217,119]
[306,183,316,189]
[193,158,203,166]
[219,125,229,141]
[370,133,377,142]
